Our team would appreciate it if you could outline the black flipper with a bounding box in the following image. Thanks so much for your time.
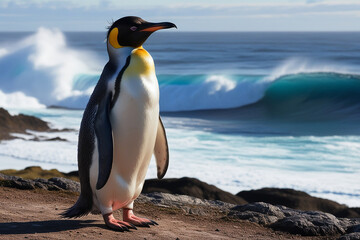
[95,93,114,190]
[154,116,169,179]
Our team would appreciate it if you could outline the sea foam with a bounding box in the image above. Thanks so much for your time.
[0,28,101,108]
[265,57,355,81]
[0,90,45,109]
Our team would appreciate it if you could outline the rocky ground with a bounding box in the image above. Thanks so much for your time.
[143,178,360,219]
[1,172,359,239]
[0,186,316,240]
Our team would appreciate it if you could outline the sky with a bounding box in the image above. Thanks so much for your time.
[0,0,360,32]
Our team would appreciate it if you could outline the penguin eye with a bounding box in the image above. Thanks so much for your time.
[130,26,137,31]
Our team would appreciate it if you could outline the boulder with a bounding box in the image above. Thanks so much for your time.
[228,202,284,225]
[48,177,80,192]
[228,202,359,237]
[236,188,360,218]
[142,177,246,205]
[0,108,49,140]
[270,211,346,236]
[0,173,79,192]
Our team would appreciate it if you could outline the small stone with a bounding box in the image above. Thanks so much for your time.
[48,177,80,192]
[215,229,220,232]
[347,224,360,233]
[338,232,360,240]
[270,211,346,236]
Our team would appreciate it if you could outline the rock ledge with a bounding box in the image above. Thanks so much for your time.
[1,173,359,239]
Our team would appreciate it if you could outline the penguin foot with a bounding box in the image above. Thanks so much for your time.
[123,208,158,227]
[103,213,137,231]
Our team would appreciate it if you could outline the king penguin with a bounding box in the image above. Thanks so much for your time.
[62,16,176,231]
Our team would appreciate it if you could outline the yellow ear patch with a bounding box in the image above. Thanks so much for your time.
[109,28,122,48]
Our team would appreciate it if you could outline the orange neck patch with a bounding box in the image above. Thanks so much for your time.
[125,48,155,76]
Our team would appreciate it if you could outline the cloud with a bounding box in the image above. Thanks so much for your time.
[306,0,324,3]
[1,0,360,10]
[2,1,360,18]
[2,1,360,22]
[0,0,99,8]
[1,0,360,31]
[134,2,360,19]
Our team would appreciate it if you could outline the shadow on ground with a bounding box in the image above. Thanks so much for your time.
[0,219,104,234]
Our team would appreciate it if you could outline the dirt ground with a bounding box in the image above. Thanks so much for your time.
[0,187,338,240]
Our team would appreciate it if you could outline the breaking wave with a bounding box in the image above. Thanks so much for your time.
[1,28,360,120]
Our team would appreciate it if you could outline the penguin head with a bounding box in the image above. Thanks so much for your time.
[107,16,176,51]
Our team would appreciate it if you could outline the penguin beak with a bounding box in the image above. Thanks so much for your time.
[140,22,177,32]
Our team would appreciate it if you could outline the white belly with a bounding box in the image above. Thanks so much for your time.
[90,73,159,214]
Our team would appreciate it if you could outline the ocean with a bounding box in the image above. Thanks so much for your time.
[0,29,359,207]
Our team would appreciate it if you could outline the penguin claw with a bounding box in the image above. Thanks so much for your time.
[103,213,135,232]
[144,218,158,226]
[133,221,149,228]
[130,220,150,228]
[122,208,158,227]
[150,220,158,225]
[142,222,150,228]
[107,223,130,232]
[106,223,125,232]
[128,223,137,230]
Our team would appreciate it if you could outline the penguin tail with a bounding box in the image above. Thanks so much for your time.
[61,194,92,218]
